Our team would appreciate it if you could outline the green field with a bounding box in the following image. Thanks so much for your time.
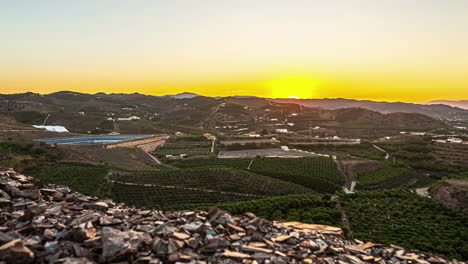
[193,190,468,260]
[153,136,212,156]
[25,162,314,208]
[104,183,256,208]
[201,194,341,227]
[110,167,313,197]
[357,167,416,190]
[342,190,468,260]
[21,158,468,260]
[24,163,109,196]
[172,157,344,193]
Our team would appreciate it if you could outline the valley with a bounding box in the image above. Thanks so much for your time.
[1,91,467,260]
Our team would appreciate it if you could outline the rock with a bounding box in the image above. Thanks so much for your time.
[344,254,365,264]
[222,250,252,259]
[0,197,11,206]
[55,257,96,264]
[99,215,121,226]
[172,231,190,240]
[183,221,203,231]
[242,245,274,254]
[0,239,35,264]
[92,202,108,211]
[273,235,290,242]
[101,227,148,262]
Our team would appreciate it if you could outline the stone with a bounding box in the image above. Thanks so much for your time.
[93,202,108,211]
[0,239,35,264]
[99,215,122,226]
[183,221,203,231]
[101,227,148,262]
[273,235,290,242]
[173,231,190,240]
[242,245,274,254]
[222,250,252,259]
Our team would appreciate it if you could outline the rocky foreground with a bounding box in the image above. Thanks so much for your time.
[0,168,463,264]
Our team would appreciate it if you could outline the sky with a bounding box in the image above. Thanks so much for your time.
[1,0,468,102]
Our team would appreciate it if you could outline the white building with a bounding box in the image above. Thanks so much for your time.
[117,116,141,121]
[447,137,463,143]
[276,128,288,133]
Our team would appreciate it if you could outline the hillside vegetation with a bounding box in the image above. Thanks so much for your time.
[196,190,468,260]
[357,167,416,190]
[342,190,468,260]
[171,157,344,193]
[109,167,312,197]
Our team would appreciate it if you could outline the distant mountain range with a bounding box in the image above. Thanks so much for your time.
[270,98,468,121]
[152,93,468,120]
[157,92,201,99]
[1,91,467,122]
[426,100,468,110]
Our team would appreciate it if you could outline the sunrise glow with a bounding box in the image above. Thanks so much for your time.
[1,1,468,102]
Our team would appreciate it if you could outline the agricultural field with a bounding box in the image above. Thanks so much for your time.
[202,194,342,227]
[357,167,416,190]
[103,183,255,209]
[194,190,468,260]
[294,142,386,161]
[153,136,212,156]
[342,190,468,260]
[171,157,344,193]
[0,141,59,168]
[109,167,312,197]
[24,163,109,196]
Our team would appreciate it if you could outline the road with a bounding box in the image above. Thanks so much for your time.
[373,144,390,160]
[210,136,216,153]
[43,113,51,125]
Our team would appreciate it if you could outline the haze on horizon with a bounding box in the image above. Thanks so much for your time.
[1,0,468,102]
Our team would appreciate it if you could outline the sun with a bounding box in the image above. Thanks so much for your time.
[264,77,320,99]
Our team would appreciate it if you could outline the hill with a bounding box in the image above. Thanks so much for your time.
[0,92,454,138]
[0,168,464,263]
[271,98,468,121]
[427,100,468,110]
[24,163,313,208]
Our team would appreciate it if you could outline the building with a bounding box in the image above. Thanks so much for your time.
[276,128,288,133]
[117,116,140,121]
[447,137,463,143]
[203,133,216,140]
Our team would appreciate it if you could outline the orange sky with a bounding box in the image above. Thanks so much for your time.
[1,1,468,102]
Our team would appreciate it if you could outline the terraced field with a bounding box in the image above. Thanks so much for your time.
[171,157,344,193]
[24,163,108,196]
[431,142,468,166]
[109,167,313,197]
[342,190,468,260]
[153,136,212,156]
[103,183,256,209]
[356,167,416,190]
